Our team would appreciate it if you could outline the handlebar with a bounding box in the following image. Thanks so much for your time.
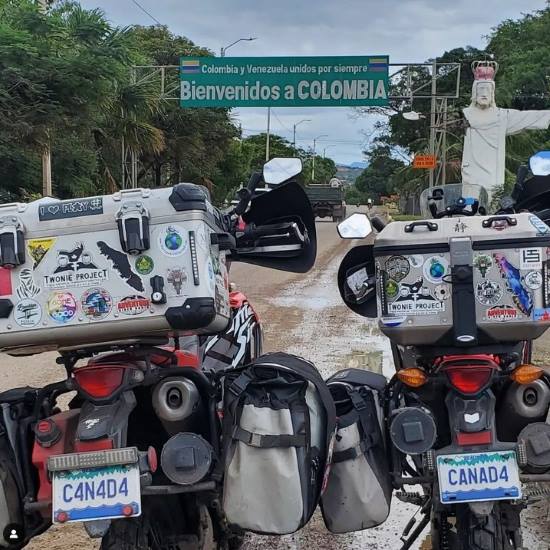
[232,172,263,217]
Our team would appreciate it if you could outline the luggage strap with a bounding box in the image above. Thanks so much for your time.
[232,426,307,448]
[332,389,381,463]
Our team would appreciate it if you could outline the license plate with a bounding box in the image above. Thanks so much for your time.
[52,463,141,523]
[437,450,521,504]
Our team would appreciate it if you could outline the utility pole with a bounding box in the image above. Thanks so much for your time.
[311,134,328,182]
[429,59,437,188]
[265,108,271,162]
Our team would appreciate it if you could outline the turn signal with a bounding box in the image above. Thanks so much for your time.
[510,364,543,385]
[397,368,428,388]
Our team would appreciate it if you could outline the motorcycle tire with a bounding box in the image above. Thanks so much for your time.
[455,504,519,550]
[100,502,216,550]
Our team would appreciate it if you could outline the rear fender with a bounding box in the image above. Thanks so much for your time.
[76,392,136,450]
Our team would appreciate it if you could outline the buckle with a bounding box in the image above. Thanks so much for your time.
[249,433,263,447]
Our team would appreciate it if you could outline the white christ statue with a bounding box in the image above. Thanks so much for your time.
[461,67,550,199]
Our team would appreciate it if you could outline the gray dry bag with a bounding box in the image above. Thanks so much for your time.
[321,368,392,533]
[221,352,336,535]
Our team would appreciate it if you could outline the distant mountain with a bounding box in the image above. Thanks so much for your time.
[335,162,367,185]
[348,161,368,169]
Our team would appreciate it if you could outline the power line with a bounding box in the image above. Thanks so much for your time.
[129,0,162,25]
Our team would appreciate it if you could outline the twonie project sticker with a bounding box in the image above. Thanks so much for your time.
[388,278,444,316]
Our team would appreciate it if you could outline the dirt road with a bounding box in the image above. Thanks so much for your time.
[0,212,548,548]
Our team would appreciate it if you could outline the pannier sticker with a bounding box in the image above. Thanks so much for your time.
[81,288,112,320]
[381,316,407,327]
[519,248,543,270]
[117,295,150,316]
[434,284,450,300]
[38,198,103,221]
[474,254,493,278]
[534,308,550,322]
[385,256,410,282]
[45,244,109,290]
[27,237,56,268]
[14,299,42,328]
[529,215,549,235]
[96,241,143,292]
[16,268,40,299]
[494,254,533,316]
[475,280,503,306]
[388,278,445,315]
[0,268,12,297]
[409,255,424,268]
[385,279,399,299]
[47,292,77,324]
[134,255,154,276]
[454,220,467,233]
[166,268,188,297]
[195,225,209,251]
[524,271,543,290]
[159,225,187,257]
[205,258,215,292]
[423,256,449,284]
[486,305,518,322]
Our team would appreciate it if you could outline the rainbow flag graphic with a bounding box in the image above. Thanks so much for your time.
[369,57,388,72]
[181,60,201,74]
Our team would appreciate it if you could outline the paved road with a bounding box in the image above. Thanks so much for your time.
[0,210,547,549]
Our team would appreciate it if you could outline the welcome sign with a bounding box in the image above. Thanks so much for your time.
[180,56,389,108]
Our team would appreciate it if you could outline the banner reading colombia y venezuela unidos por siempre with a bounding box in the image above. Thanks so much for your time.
[180,55,389,108]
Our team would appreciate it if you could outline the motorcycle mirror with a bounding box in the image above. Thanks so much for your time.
[338,245,377,318]
[529,151,550,177]
[337,213,372,239]
[263,158,302,185]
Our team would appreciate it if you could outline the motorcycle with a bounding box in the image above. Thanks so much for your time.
[0,157,316,549]
[335,154,550,550]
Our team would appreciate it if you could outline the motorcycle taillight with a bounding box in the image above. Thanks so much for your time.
[444,365,494,395]
[74,366,125,399]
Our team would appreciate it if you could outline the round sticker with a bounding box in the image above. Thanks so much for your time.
[524,271,543,290]
[81,288,112,320]
[14,299,42,328]
[423,256,449,284]
[135,255,154,275]
[47,292,77,324]
[159,226,187,257]
[474,254,493,278]
[475,280,503,306]
[434,284,450,301]
[409,255,424,268]
[385,279,399,299]
[385,256,410,282]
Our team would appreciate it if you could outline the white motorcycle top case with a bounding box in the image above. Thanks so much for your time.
[373,213,550,347]
[0,185,231,354]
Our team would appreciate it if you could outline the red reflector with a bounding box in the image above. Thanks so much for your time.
[122,504,134,517]
[457,430,493,446]
[147,446,158,473]
[445,366,493,394]
[56,511,69,523]
[74,366,124,398]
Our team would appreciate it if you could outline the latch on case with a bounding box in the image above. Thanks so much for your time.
[116,201,150,255]
[0,217,25,268]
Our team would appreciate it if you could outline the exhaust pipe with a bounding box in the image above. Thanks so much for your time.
[152,378,203,434]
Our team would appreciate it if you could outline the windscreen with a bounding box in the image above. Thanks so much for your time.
[419,183,489,218]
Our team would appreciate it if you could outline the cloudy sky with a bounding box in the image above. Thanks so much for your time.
[81,0,546,165]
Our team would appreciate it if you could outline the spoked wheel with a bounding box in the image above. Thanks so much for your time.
[100,497,220,550]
